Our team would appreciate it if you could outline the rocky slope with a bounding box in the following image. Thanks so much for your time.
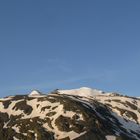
[0,87,140,140]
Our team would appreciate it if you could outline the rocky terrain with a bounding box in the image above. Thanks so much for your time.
[0,87,140,140]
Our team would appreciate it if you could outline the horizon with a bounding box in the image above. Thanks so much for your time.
[0,86,139,98]
[0,0,140,97]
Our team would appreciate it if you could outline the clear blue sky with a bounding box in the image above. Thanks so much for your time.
[0,0,140,97]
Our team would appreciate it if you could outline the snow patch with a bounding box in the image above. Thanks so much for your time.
[29,90,41,96]
[58,87,103,97]
[106,135,116,140]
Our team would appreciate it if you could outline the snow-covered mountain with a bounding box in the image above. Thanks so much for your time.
[0,87,140,140]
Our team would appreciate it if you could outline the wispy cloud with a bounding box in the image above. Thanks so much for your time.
[0,63,121,97]
[1,68,118,94]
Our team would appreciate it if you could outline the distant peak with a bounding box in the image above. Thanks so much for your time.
[79,87,103,93]
[58,87,104,97]
[29,90,41,96]
[79,87,92,90]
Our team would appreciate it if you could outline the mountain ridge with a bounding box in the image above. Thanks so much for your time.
[0,87,140,140]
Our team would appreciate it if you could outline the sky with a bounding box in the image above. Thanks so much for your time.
[0,0,140,97]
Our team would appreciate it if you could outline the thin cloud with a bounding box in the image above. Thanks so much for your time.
[0,68,119,96]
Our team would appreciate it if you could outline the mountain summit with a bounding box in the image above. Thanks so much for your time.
[0,87,140,140]
[58,87,103,97]
[29,90,42,96]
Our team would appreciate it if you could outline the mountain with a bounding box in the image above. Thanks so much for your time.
[0,87,140,140]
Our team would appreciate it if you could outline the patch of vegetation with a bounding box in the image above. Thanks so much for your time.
[125,101,137,110]
[12,100,33,115]
[59,137,70,140]
[46,112,56,117]
[41,106,51,112]
[112,107,138,122]
[2,100,12,109]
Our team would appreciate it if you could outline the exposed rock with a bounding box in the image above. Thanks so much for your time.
[0,87,140,140]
